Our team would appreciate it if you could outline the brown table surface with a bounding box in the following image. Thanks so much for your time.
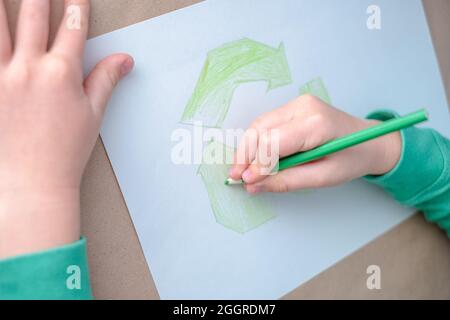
[5,0,450,299]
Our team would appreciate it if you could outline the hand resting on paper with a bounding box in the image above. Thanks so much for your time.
[0,0,133,259]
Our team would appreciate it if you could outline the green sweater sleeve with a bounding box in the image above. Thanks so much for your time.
[365,110,450,237]
[0,238,93,300]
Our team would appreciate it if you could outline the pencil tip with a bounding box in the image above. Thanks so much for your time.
[225,178,244,186]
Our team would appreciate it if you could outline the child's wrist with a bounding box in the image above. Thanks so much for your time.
[0,187,81,259]
[363,120,403,176]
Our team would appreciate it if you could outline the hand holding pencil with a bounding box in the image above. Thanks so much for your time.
[228,95,426,194]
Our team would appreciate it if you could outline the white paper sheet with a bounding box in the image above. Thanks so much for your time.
[84,0,449,299]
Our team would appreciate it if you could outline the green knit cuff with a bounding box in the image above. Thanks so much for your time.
[0,238,93,300]
[364,110,446,205]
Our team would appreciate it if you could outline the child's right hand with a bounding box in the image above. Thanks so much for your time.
[229,95,403,194]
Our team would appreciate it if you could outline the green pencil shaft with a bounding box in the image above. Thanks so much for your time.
[278,109,428,171]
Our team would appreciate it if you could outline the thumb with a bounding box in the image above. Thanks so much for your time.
[84,54,134,118]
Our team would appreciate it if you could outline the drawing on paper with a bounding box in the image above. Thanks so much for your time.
[181,38,293,127]
[198,140,276,234]
[299,77,332,104]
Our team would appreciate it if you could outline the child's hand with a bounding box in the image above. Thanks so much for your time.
[0,0,133,258]
[229,95,402,194]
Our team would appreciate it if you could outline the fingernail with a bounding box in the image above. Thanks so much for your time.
[242,170,252,183]
[121,57,134,77]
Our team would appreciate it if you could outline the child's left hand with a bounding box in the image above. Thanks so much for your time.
[0,0,133,258]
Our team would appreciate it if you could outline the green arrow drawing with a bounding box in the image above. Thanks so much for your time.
[299,77,332,104]
[198,140,276,234]
[181,38,292,127]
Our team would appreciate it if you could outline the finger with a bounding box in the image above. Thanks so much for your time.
[229,128,258,179]
[249,95,324,130]
[230,99,300,180]
[241,130,280,184]
[52,0,90,62]
[245,160,338,194]
[241,116,337,185]
[0,0,11,62]
[84,54,134,119]
[15,0,50,56]
[249,99,301,131]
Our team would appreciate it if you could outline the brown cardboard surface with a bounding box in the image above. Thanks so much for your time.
[4,0,449,300]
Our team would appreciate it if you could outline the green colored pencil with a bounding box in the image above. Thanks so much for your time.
[225,109,429,186]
